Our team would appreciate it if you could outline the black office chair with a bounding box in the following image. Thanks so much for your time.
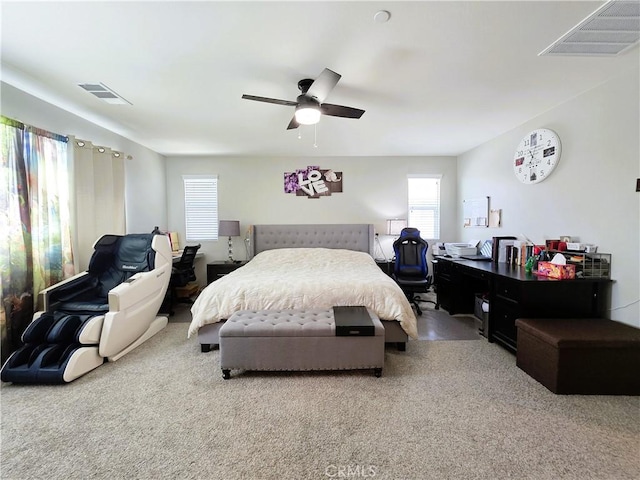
[392,228,437,316]
[167,244,201,315]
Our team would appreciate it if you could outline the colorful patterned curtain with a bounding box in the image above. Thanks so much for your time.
[0,117,74,363]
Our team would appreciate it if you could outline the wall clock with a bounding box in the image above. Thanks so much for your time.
[513,128,561,184]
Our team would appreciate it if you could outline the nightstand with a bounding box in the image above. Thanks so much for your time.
[375,260,395,277]
[206,261,247,284]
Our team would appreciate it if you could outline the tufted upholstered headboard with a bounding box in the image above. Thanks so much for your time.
[252,224,375,256]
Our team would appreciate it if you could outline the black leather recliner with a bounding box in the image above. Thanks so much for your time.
[0,233,172,384]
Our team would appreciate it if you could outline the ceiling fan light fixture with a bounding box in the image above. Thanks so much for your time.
[242,68,364,130]
[294,105,321,125]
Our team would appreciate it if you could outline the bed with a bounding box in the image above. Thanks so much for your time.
[190,224,417,351]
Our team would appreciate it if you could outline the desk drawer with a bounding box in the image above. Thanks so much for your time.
[494,278,521,302]
[491,299,520,348]
[435,261,453,278]
[460,265,491,282]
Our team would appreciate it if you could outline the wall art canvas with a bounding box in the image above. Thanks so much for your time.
[284,166,343,198]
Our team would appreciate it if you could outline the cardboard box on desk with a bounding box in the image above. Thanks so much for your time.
[537,261,576,280]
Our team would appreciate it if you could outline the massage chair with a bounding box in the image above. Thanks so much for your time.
[1,233,172,384]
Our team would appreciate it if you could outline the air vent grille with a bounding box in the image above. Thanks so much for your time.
[540,0,640,56]
[78,82,131,105]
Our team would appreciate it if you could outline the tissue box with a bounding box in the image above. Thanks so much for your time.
[537,262,576,279]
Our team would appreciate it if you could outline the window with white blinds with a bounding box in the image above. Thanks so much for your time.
[183,175,218,241]
[408,176,441,240]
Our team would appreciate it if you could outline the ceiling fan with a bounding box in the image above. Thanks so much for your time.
[242,68,365,130]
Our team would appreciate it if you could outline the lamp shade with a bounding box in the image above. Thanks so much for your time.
[294,106,321,125]
[219,220,240,237]
[386,219,407,236]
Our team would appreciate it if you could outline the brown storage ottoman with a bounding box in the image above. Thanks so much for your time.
[515,318,640,395]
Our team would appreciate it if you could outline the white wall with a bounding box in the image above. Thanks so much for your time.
[1,83,168,233]
[165,155,457,280]
[457,63,640,327]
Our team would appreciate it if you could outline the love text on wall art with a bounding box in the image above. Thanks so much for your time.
[284,166,343,199]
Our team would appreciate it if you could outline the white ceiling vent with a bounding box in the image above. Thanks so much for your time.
[540,0,640,56]
[78,82,132,105]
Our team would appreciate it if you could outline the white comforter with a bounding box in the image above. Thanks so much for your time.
[189,248,417,339]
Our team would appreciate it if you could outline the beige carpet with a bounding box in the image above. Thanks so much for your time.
[1,323,638,480]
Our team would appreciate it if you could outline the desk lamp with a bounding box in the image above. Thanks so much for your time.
[219,220,240,263]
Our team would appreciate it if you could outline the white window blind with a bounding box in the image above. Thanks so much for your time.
[408,176,441,240]
[183,175,218,241]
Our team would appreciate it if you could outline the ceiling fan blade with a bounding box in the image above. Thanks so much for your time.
[306,68,341,102]
[286,116,299,130]
[242,94,298,107]
[321,103,365,119]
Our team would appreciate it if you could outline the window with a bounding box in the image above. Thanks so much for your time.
[183,175,218,241]
[408,176,441,240]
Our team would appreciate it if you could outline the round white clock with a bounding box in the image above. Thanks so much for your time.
[513,128,561,184]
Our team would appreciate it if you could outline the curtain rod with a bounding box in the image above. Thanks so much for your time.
[4,116,132,159]
[1,116,24,130]
[73,138,130,159]
[2,115,67,142]
[25,125,68,143]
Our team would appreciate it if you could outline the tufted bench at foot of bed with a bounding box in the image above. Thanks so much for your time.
[199,317,407,352]
[219,309,385,379]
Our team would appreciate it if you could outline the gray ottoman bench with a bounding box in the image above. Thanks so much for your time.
[219,308,385,379]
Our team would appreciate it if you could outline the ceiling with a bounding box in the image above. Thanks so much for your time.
[2,1,638,157]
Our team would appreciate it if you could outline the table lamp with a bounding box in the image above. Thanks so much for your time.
[386,219,407,236]
[219,220,240,263]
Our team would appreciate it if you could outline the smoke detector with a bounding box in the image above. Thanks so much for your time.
[374,10,391,24]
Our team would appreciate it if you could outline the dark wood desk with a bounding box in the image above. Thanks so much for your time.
[433,257,610,353]
[172,251,204,263]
